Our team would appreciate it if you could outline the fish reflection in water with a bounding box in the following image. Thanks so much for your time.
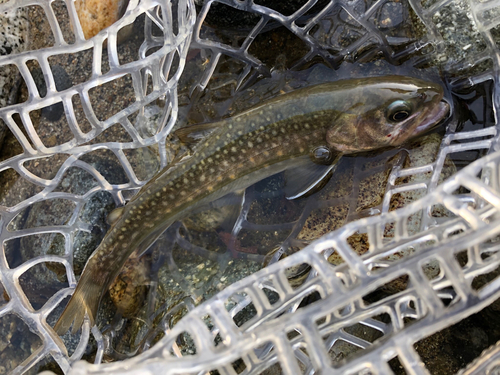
[54,75,449,335]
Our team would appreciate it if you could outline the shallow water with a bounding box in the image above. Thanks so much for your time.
[86,69,459,362]
[0,1,498,373]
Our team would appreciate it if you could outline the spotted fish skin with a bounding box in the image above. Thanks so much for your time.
[54,75,449,334]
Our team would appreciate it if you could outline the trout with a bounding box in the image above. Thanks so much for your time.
[54,75,449,334]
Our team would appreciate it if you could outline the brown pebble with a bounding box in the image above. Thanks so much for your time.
[76,0,128,39]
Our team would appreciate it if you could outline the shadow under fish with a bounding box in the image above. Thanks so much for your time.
[54,75,450,335]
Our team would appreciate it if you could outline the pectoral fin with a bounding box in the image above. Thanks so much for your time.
[284,153,342,200]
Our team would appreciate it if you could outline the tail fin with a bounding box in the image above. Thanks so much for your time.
[54,273,102,335]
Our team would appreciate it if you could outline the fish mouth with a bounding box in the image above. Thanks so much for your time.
[415,99,451,134]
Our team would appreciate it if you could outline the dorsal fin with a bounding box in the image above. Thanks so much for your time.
[174,122,222,146]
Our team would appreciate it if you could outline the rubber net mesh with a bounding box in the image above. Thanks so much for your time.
[0,0,500,374]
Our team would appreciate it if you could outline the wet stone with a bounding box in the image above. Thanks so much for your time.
[0,314,42,373]
[410,301,500,374]
[30,64,73,122]
[0,4,29,149]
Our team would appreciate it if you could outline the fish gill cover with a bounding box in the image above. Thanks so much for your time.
[0,0,498,374]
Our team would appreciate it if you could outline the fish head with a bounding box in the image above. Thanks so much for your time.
[326,76,450,154]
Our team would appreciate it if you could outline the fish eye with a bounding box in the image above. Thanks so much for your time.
[311,146,334,164]
[386,100,412,122]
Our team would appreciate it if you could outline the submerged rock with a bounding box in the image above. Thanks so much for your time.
[0,3,28,149]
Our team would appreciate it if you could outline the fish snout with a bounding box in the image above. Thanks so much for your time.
[415,99,450,134]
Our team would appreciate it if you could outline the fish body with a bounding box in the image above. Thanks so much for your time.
[54,75,449,334]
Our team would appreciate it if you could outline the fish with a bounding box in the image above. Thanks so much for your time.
[53,75,449,334]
